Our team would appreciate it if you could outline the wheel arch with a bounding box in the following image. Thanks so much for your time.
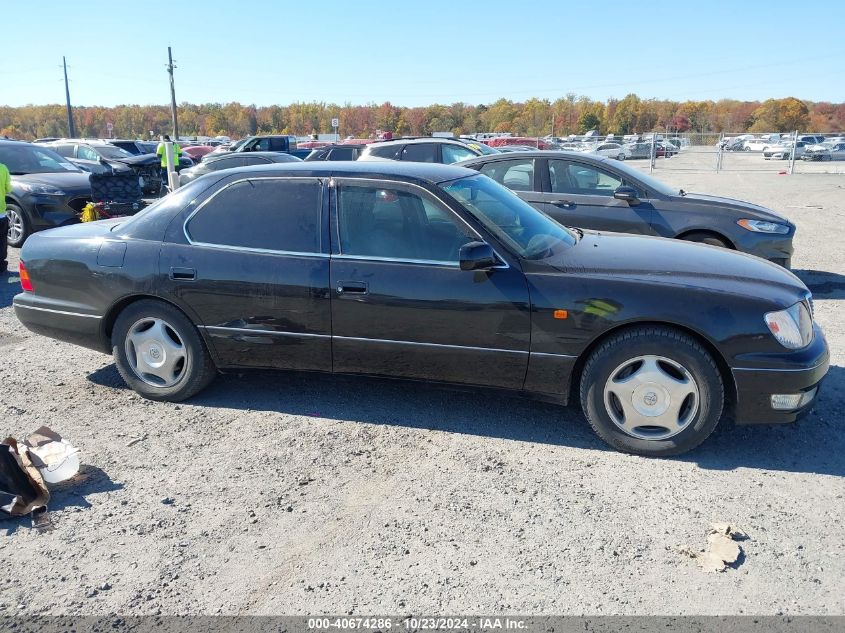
[675,229,735,249]
[570,320,737,412]
[102,294,204,345]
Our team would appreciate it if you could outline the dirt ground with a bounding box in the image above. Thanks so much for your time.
[1,160,843,616]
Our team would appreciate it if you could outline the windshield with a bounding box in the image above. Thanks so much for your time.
[607,160,677,197]
[95,145,134,159]
[0,144,82,175]
[441,174,577,260]
[463,140,499,155]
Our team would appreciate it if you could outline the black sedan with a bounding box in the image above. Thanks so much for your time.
[456,151,795,267]
[0,140,92,247]
[177,151,301,186]
[13,162,828,457]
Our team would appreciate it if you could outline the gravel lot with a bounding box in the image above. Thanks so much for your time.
[1,157,843,616]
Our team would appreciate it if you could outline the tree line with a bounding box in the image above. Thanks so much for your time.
[1,95,843,141]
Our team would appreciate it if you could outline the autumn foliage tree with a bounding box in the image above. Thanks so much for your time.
[0,95,841,140]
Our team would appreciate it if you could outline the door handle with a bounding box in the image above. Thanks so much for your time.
[170,267,196,281]
[336,281,368,295]
[550,199,575,208]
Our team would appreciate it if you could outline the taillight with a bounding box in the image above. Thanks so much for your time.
[19,262,34,292]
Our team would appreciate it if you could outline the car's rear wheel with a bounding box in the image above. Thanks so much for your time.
[681,232,729,249]
[112,299,216,401]
[6,203,29,248]
[617,153,626,160]
[579,326,724,456]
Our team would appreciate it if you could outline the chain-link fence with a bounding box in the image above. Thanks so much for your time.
[478,133,845,175]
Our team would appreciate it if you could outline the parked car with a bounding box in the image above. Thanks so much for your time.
[802,141,845,161]
[798,135,825,145]
[762,141,807,160]
[304,144,367,161]
[742,139,773,152]
[43,139,192,195]
[455,151,795,267]
[486,136,552,150]
[494,145,540,153]
[0,140,93,247]
[177,151,301,186]
[654,141,679,157]
[180,145,216,162]
[108,139,159,156]
[13,161,828,456]
[584,142,630,160]
[205,135,300,158]
[624,142,654,159]
[358,137,488,164]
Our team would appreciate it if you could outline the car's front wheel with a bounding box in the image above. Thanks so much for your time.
[579,326,724,456]
[112,299,217,401]
[617,153,626,161]
[6,203,29,248]
[681,232,729,249]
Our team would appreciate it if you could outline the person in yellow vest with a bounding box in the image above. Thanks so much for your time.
[155,135,181,187]
[0,161,11,273]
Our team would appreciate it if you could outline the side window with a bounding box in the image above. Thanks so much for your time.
[441,144,477,164]
[268,137,289,152]
[401,143,437,163]
[52,144,74,157]
[207,156,245,171]
[337,184,475,262]
[186,178,322,253]
[242,156,273,166]
[549,160,623,196]
[328,148,353,160]
[478,159,535,192]
[78,146,100,161]
[367,145,401,159]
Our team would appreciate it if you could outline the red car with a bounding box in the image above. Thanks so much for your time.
[485,136,551,150]
[181,145,215,162]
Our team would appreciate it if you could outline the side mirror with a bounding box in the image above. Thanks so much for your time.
[614,185,640,205]
[459,241,497,271]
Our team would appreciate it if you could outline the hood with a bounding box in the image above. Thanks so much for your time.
[12,171,92,194]
[539,231,808,308]
[676,192,788,223]
[112,152,159,166]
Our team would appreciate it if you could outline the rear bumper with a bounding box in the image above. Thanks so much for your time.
[13,294,109,354]
[731,326,829,425]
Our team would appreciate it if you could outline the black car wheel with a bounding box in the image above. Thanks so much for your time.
[6,203,29,248]
[112,299,217,401]
[681,232,729,249]
[579,326,724,456]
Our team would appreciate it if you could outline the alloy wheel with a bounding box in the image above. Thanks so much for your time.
[602,354,700,440]
[7,207,24,244]
[124,317,189,388]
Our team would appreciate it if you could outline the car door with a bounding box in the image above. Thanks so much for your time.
[536,158,655,234]
[329,178,531,389]
[474,158,545,211]
[158,175,332,371]
[834,143,845,160]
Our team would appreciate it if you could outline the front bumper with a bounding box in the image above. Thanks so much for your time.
[20,192,91,231]
[731,325,829,424]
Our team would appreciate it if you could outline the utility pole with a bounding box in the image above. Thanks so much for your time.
[63,56,76,138]
[166,46,179,141]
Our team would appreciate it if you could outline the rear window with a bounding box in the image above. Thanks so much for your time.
[185,178,322,254]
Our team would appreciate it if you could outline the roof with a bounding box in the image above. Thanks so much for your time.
[368,137,469,147]
[219,160,476,184]
[453,150,613,166]
[204,151,299,161]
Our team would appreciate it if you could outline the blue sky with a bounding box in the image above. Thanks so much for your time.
[3,0,844,107]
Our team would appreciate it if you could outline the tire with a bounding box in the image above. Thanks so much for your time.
[6,203,30,248]
[579,326,724,456]
[617,153,626,161]
[112,299,217,401]
[681,232,729,248]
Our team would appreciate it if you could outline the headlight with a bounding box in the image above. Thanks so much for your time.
[737,219,790,234]
[19,183,67,195]
[765,302,813,349]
